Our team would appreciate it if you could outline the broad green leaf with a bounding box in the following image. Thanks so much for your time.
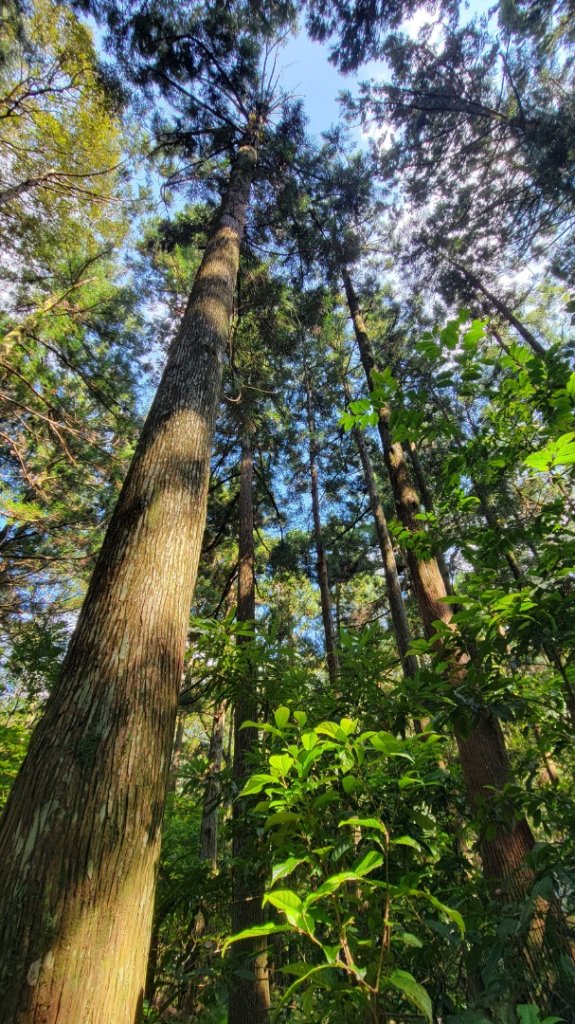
[264,890,315,936]
[301,731,318,750]
[269,754,294,776]
[392,835,422,851]
[304,872,359,903]
[239,773,276,797]
[342,774,359,795]
[274,706,291,729]
[386,969,432,1022]
[264,811,299,830]
[353,849,384,876]
[280,964,335,1007]
[408,889,465,936]
[338,717,358,735]
[223,922,289,951]
[271,857,307,886]
[516,1006,563,1024]
[339,816,388,835]
[393,930,423,948]
[263,884,302,917]
[304,852,382,905]
[315,721,341,739]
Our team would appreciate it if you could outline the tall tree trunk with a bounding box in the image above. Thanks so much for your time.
[0,137,257,1024]
[200,702,227,868]
[168,712,186,794]
[406,441,453,595]
[344,381,417,680]
[473,478,575,728]
[342,267,532,863]
[448,258,547,358]
[304,370,340,688]
[342,265,575,1005]
[229,420,271,1024]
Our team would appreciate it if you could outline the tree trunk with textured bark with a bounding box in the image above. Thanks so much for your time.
[406,440,453,595]
[0,137,257,1024]
[200,702,227,868]
[168,712,186,794]
[347,396,418,680]
[305,371,340,688]
[342,264,575,1008]
[229,420,270,1024]
[342,266,533,865]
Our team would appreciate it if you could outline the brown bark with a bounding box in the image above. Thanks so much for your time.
[407,441,453,595]
[342,266,532,861]
[200,702,227,867]
[229,420,270,1024]
[344,379,417,680]
[342,265,575,1006]
[304,371,340,688]
[168,712,186,794]
[0,137,257,1024]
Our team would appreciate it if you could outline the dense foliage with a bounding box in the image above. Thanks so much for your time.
[1,0,575,1021]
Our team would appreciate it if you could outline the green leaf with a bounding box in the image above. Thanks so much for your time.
[408,889,465,936]
[304,851,382,905]
[352,849,384,876]
[263,890,316,936]
[263,888,302,921]
[341,775,359,795]
[322,943,340,963]
[274,706,291,729]
[315,721,341,739]
[393,931,423,948]
[392,835,422,851]
[264,811,299,830]
[339,816,388,835]
[338,717,358,735]
[516,1006,563,1024]
[239,773,276,797]
[370,732,413,760]
[269,754,294,776]
[386,969,432,1022]
[223,922,290,951]
[271,857,307,886]
[280,964,335,1007]
[293,711,308,727]
[440,320,459,350]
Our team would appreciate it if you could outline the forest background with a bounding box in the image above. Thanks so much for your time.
[1,0,575,1022]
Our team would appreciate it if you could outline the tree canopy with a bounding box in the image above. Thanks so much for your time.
[1,1,575,1022]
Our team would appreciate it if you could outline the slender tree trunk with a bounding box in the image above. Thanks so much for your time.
[342,266,532,862]
[168,712,186,794]
[229,420,270,1024]
[304,371,340,687]
[342,265,575,1006]
[0,137,258,1024]
[200,702,227,868]
[449,259,547,358]
[344,382,417,680]
[406,440,453,595]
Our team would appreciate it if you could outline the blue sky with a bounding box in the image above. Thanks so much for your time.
[276,11,435,142]
[279,32,351,137]
[278,31,388,141]
[278,1,491,142]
